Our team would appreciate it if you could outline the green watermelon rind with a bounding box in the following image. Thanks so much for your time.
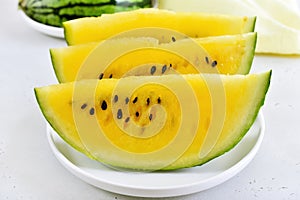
[49,48,65,83]
[20,0,150,9]
[19,0,111,9]
[237,32,257,75]
[19,0,153,27]
[246,16,256,33]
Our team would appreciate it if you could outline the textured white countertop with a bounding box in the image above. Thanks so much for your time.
[0,0,299,199]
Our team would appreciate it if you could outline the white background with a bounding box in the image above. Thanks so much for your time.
[1,0,300,199]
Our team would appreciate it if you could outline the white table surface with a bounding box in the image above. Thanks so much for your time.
[1,0,300,199]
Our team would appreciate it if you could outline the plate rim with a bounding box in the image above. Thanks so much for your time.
[19,10,64,38]
[46,112,265,198]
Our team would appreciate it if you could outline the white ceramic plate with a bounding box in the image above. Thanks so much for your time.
[47,112,265,198]
[19,11,64,38]
[18,1,158,39]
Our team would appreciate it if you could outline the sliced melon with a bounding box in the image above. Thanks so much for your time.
[63,8,256,45]
[251,0,300,31]
[158,0,300,54]
[51,33,256,83]
[35,71,271,170]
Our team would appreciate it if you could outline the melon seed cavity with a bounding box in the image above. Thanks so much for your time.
[133,97,138,103]
[211,60,217,67]
[98,73,104,80]
[150,66,156,75]
[205,56,209,64]
[81,103,87,109]
[135,111,140,117]
[114,95,118,103]
[157,97,161,104]
[101,100,107,110]
[149,113,153,121]
[146,98,150,105]
[117,109,123,119]
[89,107,95,115]
[162,65,167,74]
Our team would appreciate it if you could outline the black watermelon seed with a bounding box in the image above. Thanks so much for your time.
[81,103,87,110]
[162,65,167,74]
[146,98,150,105]
[101,100,107,110]
[98,73,104,80]
[117,109,123,119]
[150,66,156,75]
[211,60,217,67]
[125,97,129,104]
[135,112,140,117]
[89,107,95,115]
[149,114,153,121]
[114,95,118,103]
[205,56,209,64]
[157,97,161,104]
[109,74,113,78]
[125,117,130,123]
[171,36,176,42]
[169,63,172,68]
[133,97,138,104]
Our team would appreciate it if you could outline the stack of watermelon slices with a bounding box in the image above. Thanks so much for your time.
[18,0,153,27]
[35,9,271,171]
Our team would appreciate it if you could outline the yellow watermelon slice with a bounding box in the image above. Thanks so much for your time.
[51,33,256,83]
[63,8,256,45]
[35,72,271,170]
